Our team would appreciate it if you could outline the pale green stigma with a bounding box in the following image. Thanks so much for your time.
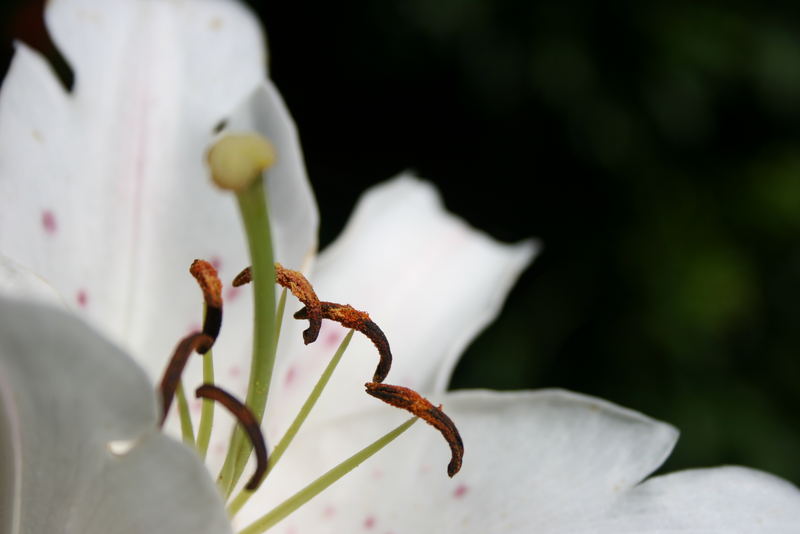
[207,133,276,192]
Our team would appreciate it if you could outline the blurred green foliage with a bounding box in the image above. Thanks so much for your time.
[257,1,800,483]
[2,0,798,484]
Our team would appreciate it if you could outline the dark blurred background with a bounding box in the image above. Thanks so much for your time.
[2,1,798,484]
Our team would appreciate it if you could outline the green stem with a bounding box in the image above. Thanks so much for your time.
[227,330,355,516]
[175,381,195,447]
[238,417,418,534]
[196,348,215,459]
[218,179,276,496]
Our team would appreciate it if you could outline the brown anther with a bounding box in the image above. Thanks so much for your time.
[365,382,463,477]
[158,332,214,426]
[232,263,322,345]
[190,259,222,308]
[232,266,252,287]
[275,263,322,345]
[295,302,392,382]
[189,259,223,346]
[195,384,268,491]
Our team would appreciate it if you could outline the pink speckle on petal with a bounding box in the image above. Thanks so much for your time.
[76,290,88,308]
[324,329,343,348]
[41,210,57,234]
[453,484,469,499]
[284,366,297,386]
[225,286,241,302]
[210,255,222,270]
[371,468,384,480]
[322,505,336,518]
[228,365,241,378]
[213,442,226,455]
[190,399,202,414]
[364,516,376,529]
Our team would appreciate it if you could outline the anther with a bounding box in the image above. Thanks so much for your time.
[195,384,268,490]
[190,259,223,346]
[295,302,392,383]
[232,266,252,287]
[275,263,321,344]
[159,333,214,426]
[233,264,322,345]
[365,382,463,477]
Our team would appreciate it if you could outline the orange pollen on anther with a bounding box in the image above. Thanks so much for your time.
[365,382,463,477]
[232,263,323,345]
[189,259,223,347]
[190,259,223,309]
[295,301,392,383]
[275,263,322,345]
[232,265,252,287]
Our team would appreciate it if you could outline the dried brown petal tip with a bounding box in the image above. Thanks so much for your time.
[196,384,268,491]
[232,266,252,287]
[295,302,392,382]
[189,259,223,347]
[158,332,214,426]
[365,382,463,477]
[274,263,322,345]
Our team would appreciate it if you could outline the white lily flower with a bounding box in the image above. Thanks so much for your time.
[1,1,799,533]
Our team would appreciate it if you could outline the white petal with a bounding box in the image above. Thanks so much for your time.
[238,389,677,533]
[589,466,800,533]
[222,81,318,273]
[0,297,231,534]
[0,0,267,388]
[266,176,536,437]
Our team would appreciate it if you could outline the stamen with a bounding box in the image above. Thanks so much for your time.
[275,263,322,344]
[365,382,463,477]
[159,333,213,426]
[295,302,392,383]
[189,259,223,347]
[233,264,322,345]
[196,384,268,491]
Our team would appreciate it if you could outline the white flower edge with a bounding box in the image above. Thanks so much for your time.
[240,389,800,533]
[0,296,231,534]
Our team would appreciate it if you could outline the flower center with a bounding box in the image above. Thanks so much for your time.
[155,133,463,532]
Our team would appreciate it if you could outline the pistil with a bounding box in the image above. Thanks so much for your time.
[207,133,278,495]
